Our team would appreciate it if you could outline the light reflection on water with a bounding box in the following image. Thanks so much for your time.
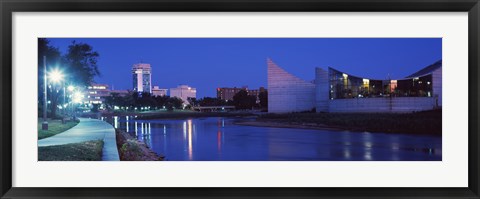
[107,116,441,161]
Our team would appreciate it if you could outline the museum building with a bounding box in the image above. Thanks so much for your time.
[267,59,442,113]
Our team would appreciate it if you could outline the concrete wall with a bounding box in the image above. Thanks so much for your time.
[328,97,436,113]
[267,59,315,113]
[432,67,442,107]
[315,67,329,112]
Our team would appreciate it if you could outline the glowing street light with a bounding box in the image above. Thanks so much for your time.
[73,91,84,104]
[48,69,66,119]
[49,69,64,83]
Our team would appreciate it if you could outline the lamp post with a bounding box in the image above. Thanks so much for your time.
[49,68,64,123]
[41,56,65,130]
[42,56,48,130]
[63,83,66,115]
[68,85,75,119]
[73,91,84,120]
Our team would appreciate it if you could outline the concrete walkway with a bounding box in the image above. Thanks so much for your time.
[38,118,120,161]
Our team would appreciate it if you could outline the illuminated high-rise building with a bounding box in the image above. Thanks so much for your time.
[132,63,152,93]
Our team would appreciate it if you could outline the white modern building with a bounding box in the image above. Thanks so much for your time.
[132,63,152,93]
[267,58,316,113]
[170,85,197,105]
[152,86,168,97]
[267,58,442,113]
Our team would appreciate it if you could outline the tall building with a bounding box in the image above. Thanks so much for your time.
[170,85,197,105]
[152,86,168,97]
[132,63,152,93]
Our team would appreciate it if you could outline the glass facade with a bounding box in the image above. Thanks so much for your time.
[132,74,138,91]
[142,74,151,93]
[329,68,433,99]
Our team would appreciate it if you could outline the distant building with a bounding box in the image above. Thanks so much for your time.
[152,86,168,97]
[170,85,197,105]
[217,87,246,101]
[247,87,267,99]
[86,84,110,105]
[217,86,267,101]
[267,58,442,113]
[132,63,152,93]
[110,89,129,97]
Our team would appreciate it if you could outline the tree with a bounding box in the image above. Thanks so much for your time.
[64,41,101,87]
[91,104,100,113]
[232,90,256,110]
[38,38,62,118]
[136,92,156,109]
[167,97,183,109]
[38,40,101,118]
[154,95,169,108]
[187,97,197,107]
[198,97,222,106]
[104,93,122,110]
[258,91,268,109]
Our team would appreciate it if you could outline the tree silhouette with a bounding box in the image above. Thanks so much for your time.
[232,90,256,110]
[38,39,100,118]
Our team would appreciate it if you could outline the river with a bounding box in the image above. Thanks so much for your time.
[104,116,441,161]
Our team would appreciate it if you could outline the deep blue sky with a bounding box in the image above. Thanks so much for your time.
[48,38,441,98]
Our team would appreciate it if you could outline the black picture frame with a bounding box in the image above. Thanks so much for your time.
[1,0,479,198]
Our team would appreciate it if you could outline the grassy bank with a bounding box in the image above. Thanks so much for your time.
[115,129,164,161]
[38,140,104,161]
[257,109,442,135]
[38,119,79,140]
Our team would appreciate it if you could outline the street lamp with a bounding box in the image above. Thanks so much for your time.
[42,64,65,130]
[48,69,64,94]
[49,69,63,83]
[42,56,48,130]
[49,69,65,122]
[72,91,84,120]
[67,85,75,119]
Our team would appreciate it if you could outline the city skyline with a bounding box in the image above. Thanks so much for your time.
[48,38,442,98]
[38,38,443,162]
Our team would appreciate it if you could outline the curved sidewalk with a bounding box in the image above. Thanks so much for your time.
[38,118,120,161]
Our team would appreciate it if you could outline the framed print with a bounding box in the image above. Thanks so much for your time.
[1,0,479,198]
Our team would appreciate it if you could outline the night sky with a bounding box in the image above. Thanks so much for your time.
[48,38,441,98]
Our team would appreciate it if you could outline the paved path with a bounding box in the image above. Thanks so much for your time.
[38,118,120,161]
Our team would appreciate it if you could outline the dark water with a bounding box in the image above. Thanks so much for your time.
[104,116,441,161]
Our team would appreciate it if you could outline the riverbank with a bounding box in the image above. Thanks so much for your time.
[248,109,441,135]
[81,110,256,120]
[115,129,164,161]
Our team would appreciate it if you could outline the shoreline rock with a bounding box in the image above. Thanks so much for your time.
[115,129,164,161]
